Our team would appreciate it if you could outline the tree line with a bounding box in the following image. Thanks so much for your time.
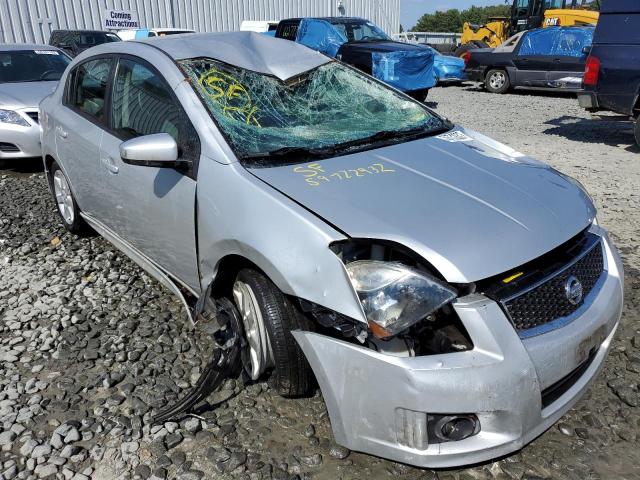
[411,5,512,33]
[410,2,601,33]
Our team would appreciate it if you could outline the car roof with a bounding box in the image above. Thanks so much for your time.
[0,43,61,51]
[136,31,330,80]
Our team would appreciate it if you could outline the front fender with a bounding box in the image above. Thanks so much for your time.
[196,158,366,323]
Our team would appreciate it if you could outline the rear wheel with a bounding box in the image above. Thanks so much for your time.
[50,162,90,235]
[233,269,314,397]
[485,68,510,94]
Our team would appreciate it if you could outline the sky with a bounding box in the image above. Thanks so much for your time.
[401,0,505,30]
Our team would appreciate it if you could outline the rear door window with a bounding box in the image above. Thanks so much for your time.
[67,58,113,121]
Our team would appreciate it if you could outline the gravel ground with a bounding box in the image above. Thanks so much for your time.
[1,84,639,480]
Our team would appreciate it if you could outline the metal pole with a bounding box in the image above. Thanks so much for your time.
[170,0,176,27]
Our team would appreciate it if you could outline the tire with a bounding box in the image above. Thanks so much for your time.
[635,117,640,148]
[408,89,429,102]
[49,162,90,235]
[485,68,510,94]
[233,269,314,397]
[454,43,477,58]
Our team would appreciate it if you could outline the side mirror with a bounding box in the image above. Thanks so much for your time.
[120,133,186,168]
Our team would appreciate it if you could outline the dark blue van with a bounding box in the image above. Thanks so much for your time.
[577,0,640,146]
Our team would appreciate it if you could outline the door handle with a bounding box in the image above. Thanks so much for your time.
[101,156,119,174]
[56,126,68,138]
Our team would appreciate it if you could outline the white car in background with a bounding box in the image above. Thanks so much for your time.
[117,28,195,41]
[0,44,70,159]
[239,20,279,35]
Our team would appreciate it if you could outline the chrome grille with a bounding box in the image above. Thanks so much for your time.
[503,241,604,332]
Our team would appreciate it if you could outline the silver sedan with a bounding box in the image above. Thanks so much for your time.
[39,32,623,467]
[0,44,70,159]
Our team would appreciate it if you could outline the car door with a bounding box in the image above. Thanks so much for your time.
[55,56,115,214]
[548,29,590,85]
[97,56,200,291]
[513,30,555,87]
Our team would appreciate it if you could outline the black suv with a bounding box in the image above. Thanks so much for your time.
[49,30,121,58]
[577,0,640,147]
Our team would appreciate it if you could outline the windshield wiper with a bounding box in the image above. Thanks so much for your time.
[329,123,450,151]
[241,146,337,162]
[241,123,451,165]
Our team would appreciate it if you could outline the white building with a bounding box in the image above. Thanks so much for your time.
[0,0,401,44]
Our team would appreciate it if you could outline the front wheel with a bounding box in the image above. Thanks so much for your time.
[485,69,510,94]
[233,269,314,397]
[50,162,90,235]
[408,89,429,102]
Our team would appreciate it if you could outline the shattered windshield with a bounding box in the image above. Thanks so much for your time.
[180,59,447,165]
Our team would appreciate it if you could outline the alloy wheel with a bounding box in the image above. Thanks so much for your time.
[53,170,75,224]
[232,280,273,380]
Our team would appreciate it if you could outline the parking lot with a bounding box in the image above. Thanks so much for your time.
[1,84,638,480]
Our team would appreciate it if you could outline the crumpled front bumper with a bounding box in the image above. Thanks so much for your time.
[293,229,623,468]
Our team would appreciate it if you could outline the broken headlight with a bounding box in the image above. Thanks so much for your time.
[345,260,457,339]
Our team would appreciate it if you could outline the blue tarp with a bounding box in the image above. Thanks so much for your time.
[430,48,466,82]
[519,26,594,57]
[295,18,436,92]
[134,29,150,39]
[371,50,436,91]
[295,19,347,57]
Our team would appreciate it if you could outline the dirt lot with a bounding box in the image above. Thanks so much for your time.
[1,84,639,480]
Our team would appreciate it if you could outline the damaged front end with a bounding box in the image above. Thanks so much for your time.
[292,231,623,468]
[311,239,475,356]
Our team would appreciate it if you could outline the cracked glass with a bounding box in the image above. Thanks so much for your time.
[180,59,446,165]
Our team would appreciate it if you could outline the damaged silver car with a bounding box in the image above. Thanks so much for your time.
[39,32,624,467]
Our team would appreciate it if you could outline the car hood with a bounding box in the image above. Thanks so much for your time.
[0,81,58,109]
[248,128,595,283]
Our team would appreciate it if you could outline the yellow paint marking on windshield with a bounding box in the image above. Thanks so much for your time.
[502,271,524,284]
[293,163,395,187]
[199,68,261,127]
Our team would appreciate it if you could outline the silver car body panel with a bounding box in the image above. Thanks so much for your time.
[248,127,596,283]
[97,129,200,291]
[196,157,367,322]
[293,227,623,467]
[38,34,624,467]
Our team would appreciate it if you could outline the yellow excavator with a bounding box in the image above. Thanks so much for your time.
[455,0,599,57]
